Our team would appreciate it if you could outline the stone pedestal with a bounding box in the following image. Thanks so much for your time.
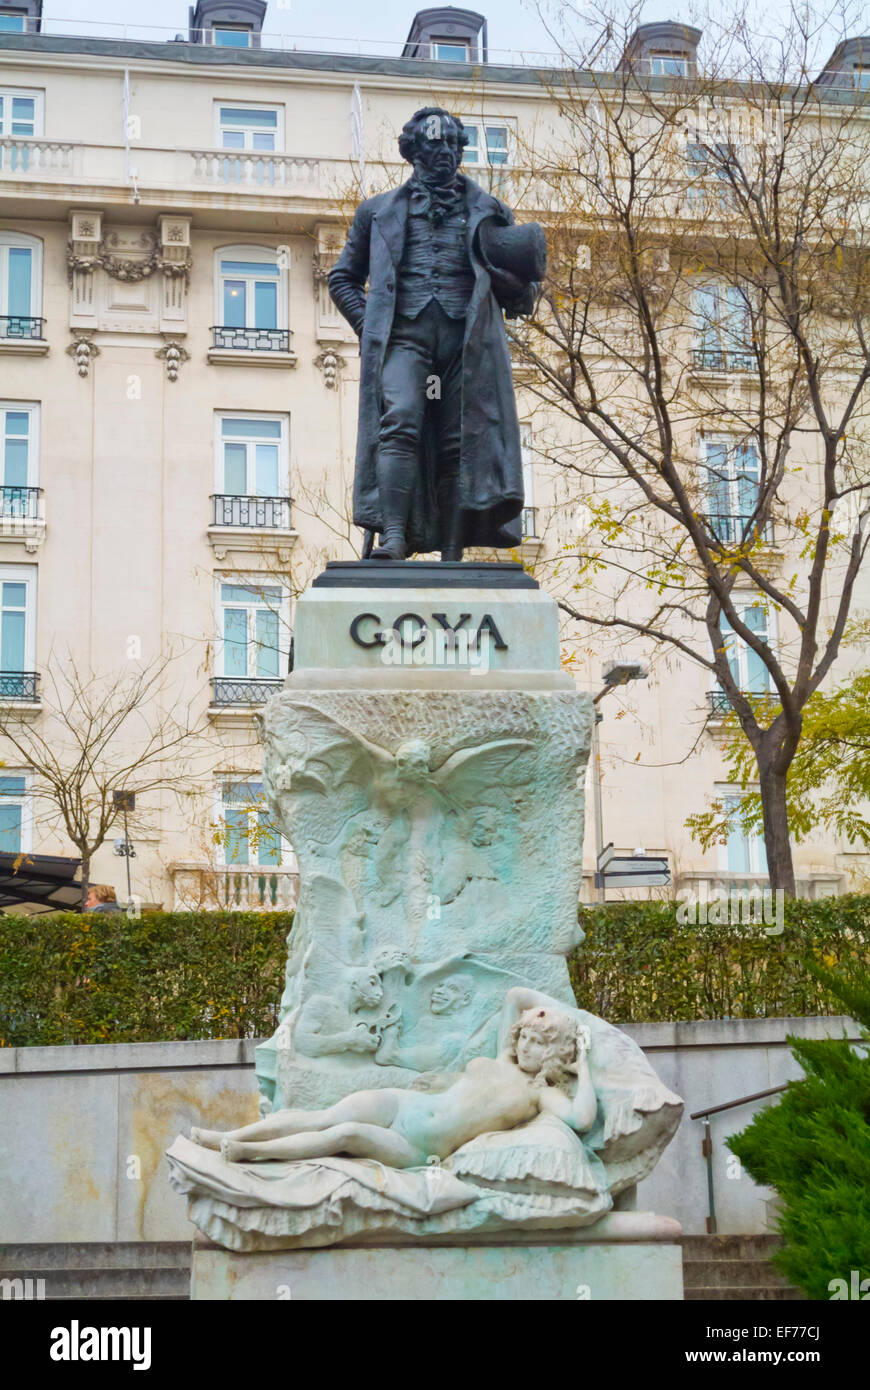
[190,1215,684,1301]
[255,561,594,1111]
[167,561,684,1271]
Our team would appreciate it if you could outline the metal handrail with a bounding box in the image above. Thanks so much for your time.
[691,1083,788,1233]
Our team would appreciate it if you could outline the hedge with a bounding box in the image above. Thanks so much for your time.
[1,897,868,1047]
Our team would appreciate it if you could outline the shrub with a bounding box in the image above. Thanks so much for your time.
[727,959,870,1299]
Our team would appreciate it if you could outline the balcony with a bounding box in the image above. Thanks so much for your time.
[207,494,297,562]
[0,315,48,358]
[171,862,299,912]
[0,487,46,551]
[690,347,755,376]
[210,676,283,713]
[0,670,40,704]
[208,325,296,368]
[676,869,843,902]
[705,513,775,547]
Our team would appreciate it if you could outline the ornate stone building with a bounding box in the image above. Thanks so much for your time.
[0,1,866,908]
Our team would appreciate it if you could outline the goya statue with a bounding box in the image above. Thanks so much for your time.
[328,106,546,562]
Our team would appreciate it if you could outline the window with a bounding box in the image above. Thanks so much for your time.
[520,422,537,538]
[461,120,511,168]
[0,233,42,336]
[433,40,470,61]
[218,779,287,867]
[714,603,772,709]
[213,414,290,528]
[0,88,39,138]
[212,25,253,47]
[0,87,41,172]
[719,791,768,876]
[701,435,760,542]
[693,282,752,370]
[0,564,36,691]
[0,773,32,854]
[216,105,281,152]
[650,53,688,76]
[853,66,870,89]
[0,404,38,521]
[213,246,289,351]
[215,580,288,701]
[0,12,26,33]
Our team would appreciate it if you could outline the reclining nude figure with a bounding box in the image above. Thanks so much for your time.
[191,988,597,1169]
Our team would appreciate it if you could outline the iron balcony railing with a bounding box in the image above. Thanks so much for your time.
[0,486,43,519]
[0,671,40,701]
[708,688,773,717]
[211,494,291,530]
[0,315,45,340]
[211,325,291,352]
[705,513,775,545]
[211,676,283,706]
[521,506,538,539]
[691,347,755,373]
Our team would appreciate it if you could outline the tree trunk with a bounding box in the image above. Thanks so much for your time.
[756,755,796,896]
[79,853,90,912]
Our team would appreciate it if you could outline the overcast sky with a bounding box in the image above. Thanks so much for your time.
[28,1,856,66]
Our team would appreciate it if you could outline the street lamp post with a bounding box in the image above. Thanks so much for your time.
[590,662,648,903]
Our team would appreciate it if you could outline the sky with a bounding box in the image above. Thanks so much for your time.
[23,1,859,68]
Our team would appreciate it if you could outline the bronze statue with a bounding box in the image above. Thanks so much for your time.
[328,107,545,562]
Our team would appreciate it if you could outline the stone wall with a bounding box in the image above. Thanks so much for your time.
[0,1015,858,1243]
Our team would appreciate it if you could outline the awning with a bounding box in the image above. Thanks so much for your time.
[0,850,83,910]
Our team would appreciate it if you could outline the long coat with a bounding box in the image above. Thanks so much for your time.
[328,175,532,555]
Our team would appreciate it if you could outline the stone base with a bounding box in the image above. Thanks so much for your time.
[191,1216,684,1301]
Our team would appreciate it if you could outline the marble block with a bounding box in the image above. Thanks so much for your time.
[190,1220,684,1301]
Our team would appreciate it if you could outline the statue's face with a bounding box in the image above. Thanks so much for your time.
[352,971,384,1009]
[515,1025,549,1075]
[413,114,463,182]
[429,980,469,1015]
[396,739,430,779]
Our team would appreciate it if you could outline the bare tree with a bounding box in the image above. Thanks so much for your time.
[0,651,213,908]
[509,0,870,892]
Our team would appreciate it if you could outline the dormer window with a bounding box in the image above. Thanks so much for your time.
[650,52,688,76]
[213,23,252,46]
[433,38,470,61]
[0,11,26,32]
[854,65,870,89]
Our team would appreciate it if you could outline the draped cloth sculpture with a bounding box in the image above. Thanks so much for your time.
[167,989,682,1252]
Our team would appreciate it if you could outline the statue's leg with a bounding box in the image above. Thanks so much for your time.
[195,1089,405,1151]
[375,312,432,559]
[433,308,465,562]
[221,1121,424,1168]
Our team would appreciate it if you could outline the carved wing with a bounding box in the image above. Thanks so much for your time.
[433,738,535,810]
[279,703,393,795]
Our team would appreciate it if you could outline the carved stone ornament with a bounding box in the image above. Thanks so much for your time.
[155,335,191,381]
[66,230,193,286]
[314,346,346,388]
[66,333,101,377]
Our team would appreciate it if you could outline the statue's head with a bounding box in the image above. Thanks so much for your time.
[395,738,431,780]
[348,967,384,1009]
[399,107,469,182]
[509,1007,586,1089]
[429,978,473,1016]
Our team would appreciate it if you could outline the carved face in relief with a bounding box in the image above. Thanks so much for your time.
[395,739,431,782]
[348,969,384,1010]
[428,979,472,1016]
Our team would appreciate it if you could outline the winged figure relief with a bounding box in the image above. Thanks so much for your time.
[266,704,536,946]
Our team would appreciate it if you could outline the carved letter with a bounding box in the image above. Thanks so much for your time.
[475,615,508,651]
[349,613,385,648]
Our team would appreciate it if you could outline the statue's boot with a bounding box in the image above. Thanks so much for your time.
[372,525,407,561]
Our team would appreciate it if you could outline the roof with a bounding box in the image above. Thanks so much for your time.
[0,849,83,911]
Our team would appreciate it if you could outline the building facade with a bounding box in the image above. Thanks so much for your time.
[0,2,867,909]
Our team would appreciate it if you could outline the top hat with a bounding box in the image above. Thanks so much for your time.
[478,219,547,283]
